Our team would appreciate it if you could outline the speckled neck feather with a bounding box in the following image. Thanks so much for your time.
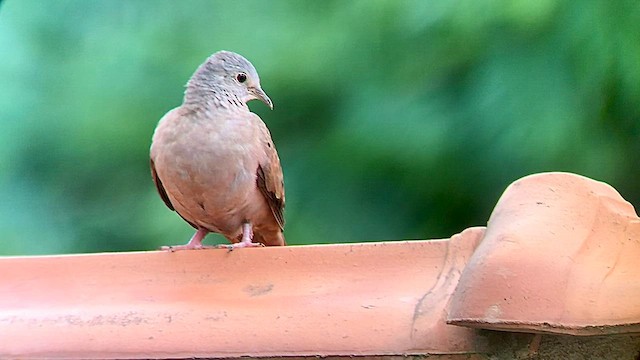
[183,65,247,112]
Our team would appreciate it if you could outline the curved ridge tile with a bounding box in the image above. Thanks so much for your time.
[448,172,640,335]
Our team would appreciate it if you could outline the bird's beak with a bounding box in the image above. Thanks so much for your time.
[252,87,273,110]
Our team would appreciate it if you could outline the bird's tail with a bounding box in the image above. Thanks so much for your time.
[255,231,286,246]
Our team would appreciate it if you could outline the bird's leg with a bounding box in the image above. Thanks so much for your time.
[217,223,263,250]
[161,228,214,251]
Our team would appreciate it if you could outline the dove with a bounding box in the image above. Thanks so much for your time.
[150,51,285,250]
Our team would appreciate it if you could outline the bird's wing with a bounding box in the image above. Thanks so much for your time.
[256,123,285,230]
[151,156,199,230]
[151,138,200,230]
[150,107,184,212]
[150,157,175,211]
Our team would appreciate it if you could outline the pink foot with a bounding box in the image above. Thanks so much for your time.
[161,244,218,251]
[161,228,213,251]
[217,223,263,251]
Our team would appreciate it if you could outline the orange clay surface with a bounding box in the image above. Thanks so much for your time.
[448,172,640,335]
[0,228,486,359]
[2,172,639,359]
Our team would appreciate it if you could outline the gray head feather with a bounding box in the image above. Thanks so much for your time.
[184,50,272,110]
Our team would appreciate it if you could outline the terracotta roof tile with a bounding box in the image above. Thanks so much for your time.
[448,172,640,335]
[3,172,637,359]
[0,230,487,359]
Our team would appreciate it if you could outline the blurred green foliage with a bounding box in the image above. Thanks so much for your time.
[0,0,638,255]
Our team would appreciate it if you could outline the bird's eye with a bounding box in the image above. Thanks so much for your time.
[236,73,247,83]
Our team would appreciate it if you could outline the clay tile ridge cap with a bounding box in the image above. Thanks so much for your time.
[0,228,490,359]
[448,171,640,335]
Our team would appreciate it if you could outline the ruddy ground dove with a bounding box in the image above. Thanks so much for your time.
[150,51,285,250]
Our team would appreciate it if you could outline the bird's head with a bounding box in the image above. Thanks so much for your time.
[187,50,273,110]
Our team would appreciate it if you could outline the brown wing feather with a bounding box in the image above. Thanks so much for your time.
[151,157,199,230]
[256,156,285,230]
[150,158,174,211]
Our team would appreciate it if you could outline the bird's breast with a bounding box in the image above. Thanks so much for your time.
[152,113,267,232]
[167,119,260,186]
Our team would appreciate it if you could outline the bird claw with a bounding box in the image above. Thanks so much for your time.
[216,242,264,252]
[159,244,217,252]
[160,243,263,253]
